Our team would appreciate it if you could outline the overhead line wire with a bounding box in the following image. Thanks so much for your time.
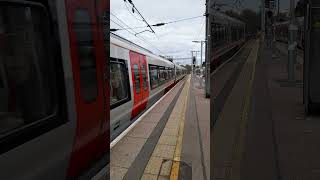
[123,0,144,22]
[111,12,164,54]
[125,0,156,34]
[111,15,204,31]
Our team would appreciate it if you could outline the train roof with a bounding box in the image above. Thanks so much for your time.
[111,33,175,68]
[212,10,245,26]
[175,64,185,70]
[111,33,154,55]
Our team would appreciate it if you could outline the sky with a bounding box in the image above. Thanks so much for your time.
[110,0,294,65]
[110,0,206,65]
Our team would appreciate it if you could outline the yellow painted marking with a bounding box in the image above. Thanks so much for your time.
[170,161,180,179]
[170,76,191,180]
[228,39,260,180]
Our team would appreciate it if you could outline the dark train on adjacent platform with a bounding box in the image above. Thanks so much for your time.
[110,33,187,140]
[211,10,246,72]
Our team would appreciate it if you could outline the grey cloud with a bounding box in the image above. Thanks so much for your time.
[111,0,206,65]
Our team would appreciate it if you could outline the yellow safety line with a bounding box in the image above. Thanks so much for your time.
[170,76,191,180]
[228,39,260,180]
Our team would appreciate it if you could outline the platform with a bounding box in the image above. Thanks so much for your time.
[111,74,209,180]
[212,36,320,180]
[211,40,255,126]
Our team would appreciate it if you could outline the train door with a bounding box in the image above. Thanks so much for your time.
[140,55,149,110]
[129,51,150,118]
[130,51,142,118]
[65,0,107,178]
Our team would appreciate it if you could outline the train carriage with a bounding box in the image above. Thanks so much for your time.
[110,33,186,140]
[0,0,109,179]
[211,10,246,72]
[0,1,186,178]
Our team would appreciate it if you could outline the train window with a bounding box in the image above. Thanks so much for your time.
[133,64,140,93]
[73,9,98,103]
[212,23,219,48]
[163,68,168,80]
[149,65,159,89]
[159,66,165,83]
[110,59,130,107]
[162,68,166,80]
[141,64,148,90]
[172,68,175,78]
[171,68,174,79]
[158,68,162,83]
[0,4,61,142]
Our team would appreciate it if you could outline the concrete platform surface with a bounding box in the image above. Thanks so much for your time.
[211,38,260,180]
[110,78,186,180]
[212,36,320,180]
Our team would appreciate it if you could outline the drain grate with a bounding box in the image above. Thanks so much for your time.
[177,161,192,180]
[157,160,192,180]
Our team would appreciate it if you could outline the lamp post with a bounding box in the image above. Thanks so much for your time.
[192,40,207,69]
[262,0,265,34]
[192,40,207,88]
[205,0,210,98]
[191,50,200,76]
[288,0,297,82]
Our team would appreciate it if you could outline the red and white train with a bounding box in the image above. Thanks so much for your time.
[110,33,187,140]
[0,0,108,179]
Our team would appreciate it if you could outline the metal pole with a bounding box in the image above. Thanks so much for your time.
[191,51,194,76]
[278,0,280,19]
[192,51,199,77]
[200,41,203,88]
[262,0,265,33]
[288,0,297,81]
[200,42,203,69]
[205,0,210,98]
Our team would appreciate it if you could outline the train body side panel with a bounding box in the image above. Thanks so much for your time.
[110,34,185,141]
[64,0,107,177]
[110,43,133,140]
[0,0,76,179]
